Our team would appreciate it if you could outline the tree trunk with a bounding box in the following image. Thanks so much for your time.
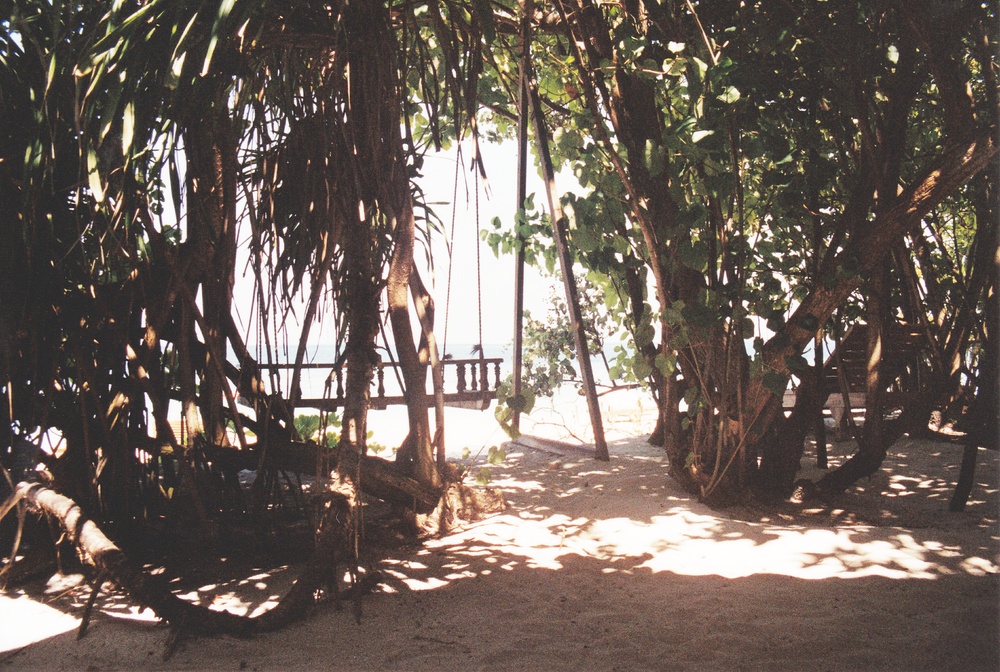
[341,0,439,490]
[409,268,447,468]
[8,482,355,637]
[526,73,608,461]
[339,219,380,462]
[185,101,237,448]
[386,200,438,488]
[748,133,997,498]
[951,175,998,510]
[814,266,892,495]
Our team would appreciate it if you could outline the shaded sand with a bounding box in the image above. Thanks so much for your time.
[1,396,997,671]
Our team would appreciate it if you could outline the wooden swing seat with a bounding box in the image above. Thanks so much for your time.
[285,357,504,412]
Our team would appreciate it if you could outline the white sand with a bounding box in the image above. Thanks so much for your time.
[1,391,997,671]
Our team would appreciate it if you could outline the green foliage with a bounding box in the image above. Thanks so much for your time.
[494,376,536,440]
[518,276,617,398]
[484,193,559,273]
[479,0,994,502]
[366,431,388,456]
[487,445,506,465]
[455,444,505,485]
[294,413,340,448]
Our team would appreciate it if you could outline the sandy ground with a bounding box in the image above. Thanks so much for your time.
[1,391,997,671]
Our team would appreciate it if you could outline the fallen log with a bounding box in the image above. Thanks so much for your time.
[266,443,505,525]
[194,439,498,525]
[341,451,442,513]
[256,441,442,513]
[3,482,354,638]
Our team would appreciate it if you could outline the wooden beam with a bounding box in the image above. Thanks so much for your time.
[298,391,495,411]
[511,0,532,435]
[525,71,609,461]
[509,434,595,458]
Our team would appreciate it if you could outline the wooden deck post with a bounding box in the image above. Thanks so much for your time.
[511,0,532,435]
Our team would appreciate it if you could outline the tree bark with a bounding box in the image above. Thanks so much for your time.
[386,200,438,488]
[409,268,447,468]
[526,71,609,461]
[7,482,355,636]
[951,176,998,510]
[341,0,439,490]
[747,133,997,489]
[185,100,237,448]
[814,265,892,495]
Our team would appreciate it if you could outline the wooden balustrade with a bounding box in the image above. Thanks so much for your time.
[259,358,504,411]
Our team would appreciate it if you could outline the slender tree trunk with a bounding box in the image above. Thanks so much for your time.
[526,73,608,461]
[185,103,237,448]
[814,330,828,469]
[386,199,438,488]
[951,166,998,510]
[339,225,379,461]
[409,268,447,468]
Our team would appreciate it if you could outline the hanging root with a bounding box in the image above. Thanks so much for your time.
[7,482,358,640]
[0,479,29,587]
[78,570,106,640]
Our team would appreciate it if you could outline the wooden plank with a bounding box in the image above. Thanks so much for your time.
[298,391,496,411]
[527,71,608,461]
[509,435,595,458]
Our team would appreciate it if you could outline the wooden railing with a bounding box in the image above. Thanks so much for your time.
[781,322,925,427]
[260,358,504,411]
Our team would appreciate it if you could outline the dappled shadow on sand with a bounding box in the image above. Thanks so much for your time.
[2,438,997,670]
[383,440,999,586]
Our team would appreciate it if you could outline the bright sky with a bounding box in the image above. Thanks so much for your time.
[234,139,564,357]
[417,140,556,349]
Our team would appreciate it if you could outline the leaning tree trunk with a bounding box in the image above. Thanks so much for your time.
[3,482,356,638]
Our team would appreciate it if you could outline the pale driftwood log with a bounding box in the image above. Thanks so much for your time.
[263,441,443,513]
[7,482,353,637]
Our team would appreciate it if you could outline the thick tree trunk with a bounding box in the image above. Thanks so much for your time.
[756,368,824,499]
[748,133,997,498]
[344,0,439,490]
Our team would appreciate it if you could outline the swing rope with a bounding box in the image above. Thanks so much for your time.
[473,146,484,357]
[441,141,486,359]
[441,144,462,358]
